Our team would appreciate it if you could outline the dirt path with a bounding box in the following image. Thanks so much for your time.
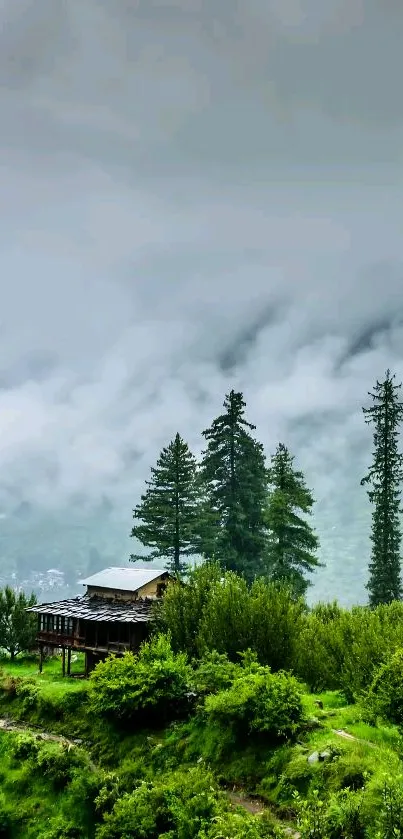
[331,728,376,748]
[0,716,83,746]
[226,789,301,838]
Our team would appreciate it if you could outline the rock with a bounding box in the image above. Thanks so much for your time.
[319,750,331,762]
[314,699,324,709]
[307,751,320,765]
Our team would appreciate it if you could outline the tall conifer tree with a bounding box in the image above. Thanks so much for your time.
[130,433,202,577]
[264,443,321,597]
[199,390,267,582]
[361,370,403,605]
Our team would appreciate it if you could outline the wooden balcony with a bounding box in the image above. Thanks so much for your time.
[37,631,84,648]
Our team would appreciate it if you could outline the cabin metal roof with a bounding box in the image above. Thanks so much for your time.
[26,595,154,623]
[78,566,168,592]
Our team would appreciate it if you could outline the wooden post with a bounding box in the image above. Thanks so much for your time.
[67,647,71,677]
[62,646,66,678]
[39,644,44,674]
[84,652,89,677]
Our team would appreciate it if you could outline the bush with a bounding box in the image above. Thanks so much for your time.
[157,562,223,658]
[364,649,403,725]
[35,742,87,791]
[15,679,39,712]
[200,810,282,838]
[89,633,192,723]
[160,564,305,672]
[326,788,367,839]
[373,775,403,838]
[11,732,39,761]
[204,668,304,746]
[192,651,243,695]
[95,766,223,839]
[295,601,403,700]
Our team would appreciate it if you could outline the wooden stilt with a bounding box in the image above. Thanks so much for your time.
[67,647,71,677]
[84,652,89,677]
[39,644,44,674]
[62,646,66,678]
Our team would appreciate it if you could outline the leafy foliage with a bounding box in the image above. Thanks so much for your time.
[264,443,321,597]
[97,767,220,839]
[160,563,305,672]
[204,667,305,746]
[130,432,203,576]
[156,561,223,658]
[361,369,403,605]
[192,651,243,695]
[0,587,37,660]
[199,390,268,582]
[89,633,192,722]
[294,600,403,700]
[364,648,403,725]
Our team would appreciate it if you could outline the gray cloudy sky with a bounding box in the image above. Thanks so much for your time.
[1,0,403,603]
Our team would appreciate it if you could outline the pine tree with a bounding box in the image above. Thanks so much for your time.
[130,433,203,577]
[361,369,403,605]
[199,390,267,582]
[264,443,321,597]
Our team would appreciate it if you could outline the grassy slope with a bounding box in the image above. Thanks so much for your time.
[0,658,401,837]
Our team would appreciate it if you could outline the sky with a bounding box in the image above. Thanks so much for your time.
[0,0,403,604]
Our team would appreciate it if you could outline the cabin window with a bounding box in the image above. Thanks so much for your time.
[66,618,73,635]
[40,615,45,631]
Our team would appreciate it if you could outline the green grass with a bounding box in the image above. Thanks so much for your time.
[0,652,86,680]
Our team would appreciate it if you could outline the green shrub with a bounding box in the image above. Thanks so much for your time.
[157,562,223,658]
[192,651,243,695]
[95,766,223,839]
[364,649,403,725]
[248,578,306,672]
[200,810,282,838]
[373,775,403,838]
[204,668,304,745]
[94,772,124,817]
[37,818,87,839]
[11,731,39,761]
[14,679,39,712]
[325,788,367,839]
[293,789,329,839]
[89,633,192,723]
[160,563,305,672]
[295,601,403,700]
[35,742,87,790]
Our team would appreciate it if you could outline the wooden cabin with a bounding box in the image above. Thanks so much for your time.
[27,567,170,675]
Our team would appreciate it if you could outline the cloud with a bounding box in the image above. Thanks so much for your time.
[0,0,403,602]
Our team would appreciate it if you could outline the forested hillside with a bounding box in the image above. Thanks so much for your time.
[2,568,403,836]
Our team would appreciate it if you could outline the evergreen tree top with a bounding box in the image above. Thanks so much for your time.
[202,390,257,439]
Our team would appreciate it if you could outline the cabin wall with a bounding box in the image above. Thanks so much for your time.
[137,578,165,598]
[86,577,166,601]
[85,586,137,601]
